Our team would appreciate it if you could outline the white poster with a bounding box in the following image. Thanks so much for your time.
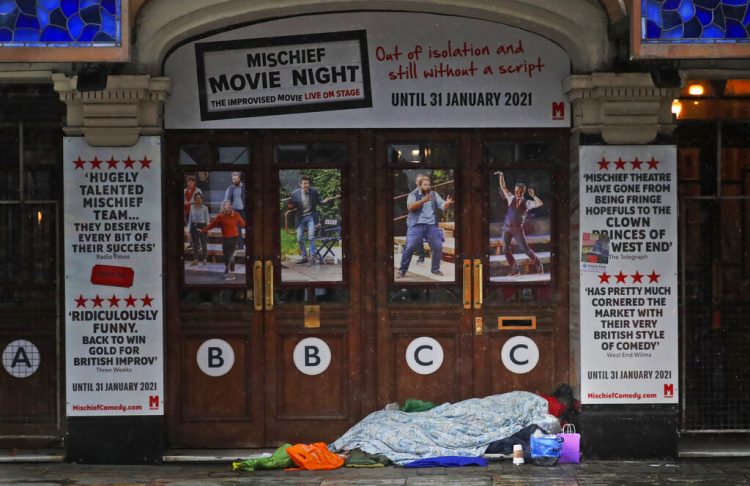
[579,146,678,404]
[64,137,164,416]
[165,12,570,129]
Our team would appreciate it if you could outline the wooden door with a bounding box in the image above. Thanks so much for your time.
[471,131,570,398]
[375,131,475,405]
[165,131,365,447]
[374,130,570,408]
[261,132,364,444]
[165,132,265,447]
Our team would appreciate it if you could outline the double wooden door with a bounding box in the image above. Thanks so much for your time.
[165,129,568,448]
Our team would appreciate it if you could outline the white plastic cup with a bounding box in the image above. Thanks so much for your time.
[512,444,524,465]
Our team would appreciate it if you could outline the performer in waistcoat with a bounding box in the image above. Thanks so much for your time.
[497,171,544,277]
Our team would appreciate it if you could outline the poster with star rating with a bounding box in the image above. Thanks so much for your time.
[64,137,164,416]
[579,145,678,404]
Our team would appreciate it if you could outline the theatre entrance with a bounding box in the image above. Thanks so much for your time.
[164,129,569,448]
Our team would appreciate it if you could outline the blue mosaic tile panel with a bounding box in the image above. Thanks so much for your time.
[0,0,120,46]
[643,0,750,41]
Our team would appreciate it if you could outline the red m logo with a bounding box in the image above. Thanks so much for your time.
[663,383,674,397]
[149,395,160,409]
[552,102,565,120]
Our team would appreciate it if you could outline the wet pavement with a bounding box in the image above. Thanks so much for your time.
[2,460,750,485]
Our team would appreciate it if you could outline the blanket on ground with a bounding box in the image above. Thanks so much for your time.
[330,391,554,464]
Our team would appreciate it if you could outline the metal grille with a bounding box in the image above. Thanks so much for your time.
[680,198,750,431]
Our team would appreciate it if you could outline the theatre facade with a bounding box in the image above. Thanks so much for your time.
[1,0,748,462]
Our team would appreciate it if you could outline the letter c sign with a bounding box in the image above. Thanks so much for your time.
[501,336,539,374]
[405,337,443,375]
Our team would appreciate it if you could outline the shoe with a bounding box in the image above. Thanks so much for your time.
[318,257,325,265]
[431,270,444,276]
[223,266,229,275]
[296,258,309,265]
[189,261,198,267]
[416,257,425,264]
[536,263,544,275]
[396,270,407,278]
[186,244,193,250]
[224,274,236,281]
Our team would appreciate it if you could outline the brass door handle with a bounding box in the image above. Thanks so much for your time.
[473,259,483,309]
[252,261,263,311]
[463,259,472,310]
[264,260,274,311]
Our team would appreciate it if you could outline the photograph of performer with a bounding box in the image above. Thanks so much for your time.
[201,200,246,281]
[187,193,209,267]
[287,175,333,266]
[496,171,544,277]
[224,171,246,250]
[397,176,454,278]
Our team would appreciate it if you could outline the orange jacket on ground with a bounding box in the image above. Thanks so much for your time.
[203,212,246,238]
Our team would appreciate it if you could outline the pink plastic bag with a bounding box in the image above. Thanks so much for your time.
[559,424,580,463]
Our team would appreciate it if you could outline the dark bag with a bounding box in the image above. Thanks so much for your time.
[530,434,563,466]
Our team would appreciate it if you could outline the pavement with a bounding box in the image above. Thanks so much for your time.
[2,460,750,485]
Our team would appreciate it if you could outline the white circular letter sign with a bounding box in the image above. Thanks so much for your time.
[405,337,444,375]
[197,339,235,377]
[293,338,331,376]
[2,340,40,378]
[501,336,539,374]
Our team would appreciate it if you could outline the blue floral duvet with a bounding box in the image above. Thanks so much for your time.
[330,391,554,464]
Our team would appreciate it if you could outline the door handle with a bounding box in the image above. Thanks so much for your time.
[252,260,263,311]
[463,259,472,309]
[473,259,483,309]
[264,260,274,311]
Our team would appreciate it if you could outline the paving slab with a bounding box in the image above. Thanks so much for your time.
[2,460,750,486]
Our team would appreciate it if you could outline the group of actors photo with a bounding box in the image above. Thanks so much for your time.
[392,168,552,283]
[183,171,247,285]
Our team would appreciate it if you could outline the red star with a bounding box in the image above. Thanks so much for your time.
[123,156,136,169]
[108,294,120,308]
[75,294,87,308]
[630,157,643,170]
[139,156,152,169]
[614,158,627,170]
[647,157,660,170]
[597,158,610,170]
[106,156,119,169]
[598,272,611,284]
[615,271,628,283]
[648,270,661,283]
[124,294,137,307]
[631,271,644,283]
[141,294,154,307]
[90,157,102,169]
[73,157,86,170]
[91,294,104,307]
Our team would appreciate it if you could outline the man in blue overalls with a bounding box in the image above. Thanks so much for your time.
[497,171,544,276]
[398,176,454,277]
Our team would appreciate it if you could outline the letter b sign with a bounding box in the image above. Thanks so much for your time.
[293,338,331,376]
[197,339,235,377]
